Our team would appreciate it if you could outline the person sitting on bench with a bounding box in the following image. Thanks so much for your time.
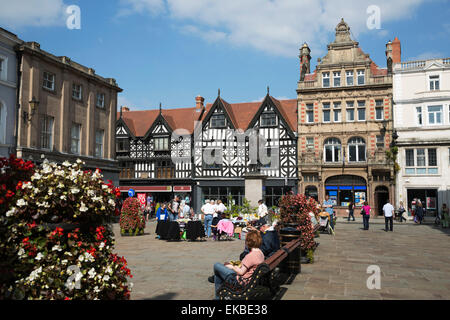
[239,223,280,260]
[209,230,264,300]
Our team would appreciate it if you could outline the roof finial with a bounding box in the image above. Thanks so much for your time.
[159,102,162,114]
[218,88,221,97]
[267,86,270,95]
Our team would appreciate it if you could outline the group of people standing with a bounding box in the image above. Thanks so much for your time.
[200,199,227,238]
[155,196,193,222]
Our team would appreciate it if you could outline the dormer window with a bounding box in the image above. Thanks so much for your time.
[210,114,226,128]
[260,112,277,127]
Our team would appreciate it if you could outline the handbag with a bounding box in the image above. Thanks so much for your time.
[360,207,365,215]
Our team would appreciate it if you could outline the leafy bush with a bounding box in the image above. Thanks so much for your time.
[0,157,132,300]
[119,197,145,235]
[278,193,320,252]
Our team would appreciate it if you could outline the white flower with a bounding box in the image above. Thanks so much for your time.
[6,208,17,217]
[99,242,105,249]
[108,199,116,207]
[74,271,83,283]
[92,196,102,202]
[42,164,52,174]
[61,259,68,265]
[76,159,83,164]
[60,195,66,201]
[102,275,110,282]
[102,184,108,190]
[64,252,73,256]
[71,188,80,194]
[88,268,96,279]
[84,252,95,262]
[57,182,64,188]
[88,190,95,197]
[28,267,42,281]
[16,199,27,207]
[79,202,88,212]
[35,252,44,261]
[78,255,84,262]
[105,266,113,275]
[52,245,62,252]
[48,188,53,196]
[94,286,100,293]
[62,161,71,167]
[18,248,25,256]
[31,173,42,180]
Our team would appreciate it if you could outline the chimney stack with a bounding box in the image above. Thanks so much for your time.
[391,37,401,64]
[121,106,130,112]
[195,95,204,112]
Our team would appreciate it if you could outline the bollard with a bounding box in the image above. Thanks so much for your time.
[279,226,302,274]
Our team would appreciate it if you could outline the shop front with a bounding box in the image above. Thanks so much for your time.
[118,184,193,208]
[324,175,367,216]
[407,188,438,216]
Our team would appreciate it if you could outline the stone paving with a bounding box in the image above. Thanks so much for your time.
[113,217,450,300]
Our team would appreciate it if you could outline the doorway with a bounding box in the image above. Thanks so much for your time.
[375,186,389,216]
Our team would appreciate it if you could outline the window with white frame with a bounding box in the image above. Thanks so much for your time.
[333,102,341,122]
[40,115,54,150]
[427,105,443,125]
[260,112,277,127]
[357,100,366,121]
[416,106,423,126]
[306,137,314,151]
[95,130,104,157]
[306,104,314,123]
[322,102,331,122]
[375,100,384,120]
[0,56,7,81]
[333,71,341,87]
[154,136,169,151]
[376,135,384,148]
[346,71,354,86]
[405,148,438,175]
[96,93,105,108]
[210,114,226,128]
[348,137,366,162]
[346,101,355,121]
[0,102,5,144]
[429,75,440,91]
[322,72,330,88]
[72,83,82,100]
[43,71,55,91]
[324,138,341,163]
[71,123,81,154]
[357,70,365,85]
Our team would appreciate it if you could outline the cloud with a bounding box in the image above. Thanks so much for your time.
[0,0,68,29]
[118,0,426,57]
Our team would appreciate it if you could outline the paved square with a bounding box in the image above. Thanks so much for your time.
[113,218,450,300]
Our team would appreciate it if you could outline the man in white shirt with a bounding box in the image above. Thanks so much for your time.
[383,199,395,232]
[202,199,216,238]
[216,200,226,217]
[258,200,269,224]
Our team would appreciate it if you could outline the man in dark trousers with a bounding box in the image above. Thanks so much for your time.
[383,199,395,232]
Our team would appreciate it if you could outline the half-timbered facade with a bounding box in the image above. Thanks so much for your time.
[116,93,298,210]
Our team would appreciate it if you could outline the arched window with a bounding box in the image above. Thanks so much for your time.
[348,137,366,162]
[324,137,341,162]
[305,186,318,202]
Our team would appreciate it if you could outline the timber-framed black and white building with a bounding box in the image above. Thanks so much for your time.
[116,92,298,210]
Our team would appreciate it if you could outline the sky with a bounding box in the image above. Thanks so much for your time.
[1,0,449,111]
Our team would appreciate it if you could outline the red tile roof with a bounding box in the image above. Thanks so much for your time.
[118,96,298,137]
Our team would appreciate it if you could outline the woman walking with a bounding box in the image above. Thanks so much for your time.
[415,201,424,224]
[441,203,449,228]
[398,201,407,222]
[347,201,355,221]
[361,201,371,230]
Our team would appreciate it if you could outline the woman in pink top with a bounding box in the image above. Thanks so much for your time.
[211,230,264,299]
[362,201,371,230]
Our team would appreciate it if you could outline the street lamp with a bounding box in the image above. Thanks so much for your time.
[23,96,39,123]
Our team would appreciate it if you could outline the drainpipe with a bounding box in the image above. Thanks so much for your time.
[13,47,23,156]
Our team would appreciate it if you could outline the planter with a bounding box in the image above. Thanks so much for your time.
[120,228,144,236]
[279,226,302,274]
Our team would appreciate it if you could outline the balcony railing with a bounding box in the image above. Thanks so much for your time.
[298,76,392,89]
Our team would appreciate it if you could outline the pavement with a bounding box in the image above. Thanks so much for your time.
[112,217,450,300]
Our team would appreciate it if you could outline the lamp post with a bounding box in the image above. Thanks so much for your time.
[23,96,39,123]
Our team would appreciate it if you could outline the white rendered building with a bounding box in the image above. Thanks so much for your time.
[393,58,450,215]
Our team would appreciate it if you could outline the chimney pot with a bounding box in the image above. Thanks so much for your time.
[121,106,130,112]
[195,95,205,112]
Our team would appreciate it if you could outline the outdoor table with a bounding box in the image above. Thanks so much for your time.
[185,220,205,241]
[156,221,180,240]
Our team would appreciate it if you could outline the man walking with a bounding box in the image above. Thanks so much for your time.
[202,199,215,238]
[383,199,395,232]
[323,195,335,230]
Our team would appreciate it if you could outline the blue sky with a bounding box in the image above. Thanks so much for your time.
[1,0,449,110]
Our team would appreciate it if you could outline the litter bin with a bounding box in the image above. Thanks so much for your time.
[279,226,301,274]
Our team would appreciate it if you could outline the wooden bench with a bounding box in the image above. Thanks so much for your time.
[217,237,302,300]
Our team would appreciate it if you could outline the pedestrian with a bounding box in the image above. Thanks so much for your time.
[145,203,152,221]
[415,201,424,224]
[182,200,191,220]
[323,195,335,230]
[209,230,264,300]
[202,199,215,238]
[347,201,355,221]
[156,203,168,221]
[383,199,395,232]
[441,203,449,228]
[257,199,269,225]
[398,201,407,222]
[168,196,180,221]
[361,201,371,230]
[217,200,226,216]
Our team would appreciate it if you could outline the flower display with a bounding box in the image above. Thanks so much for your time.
[278,193,320,253]
[0,156,132,300]
[119,197,145,236]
